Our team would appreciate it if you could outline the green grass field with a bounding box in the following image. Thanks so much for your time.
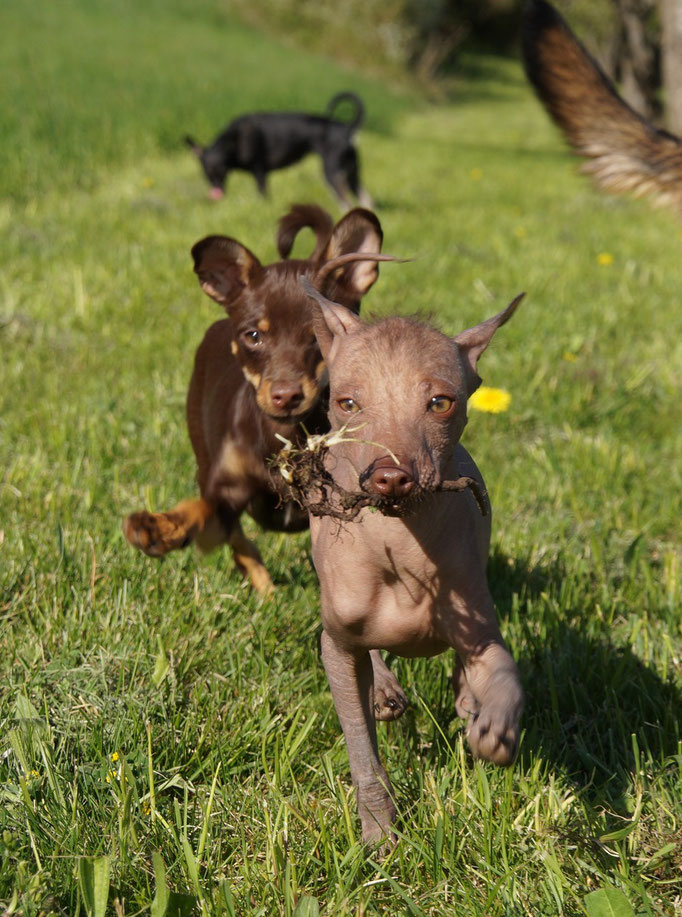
[1,0,681,914]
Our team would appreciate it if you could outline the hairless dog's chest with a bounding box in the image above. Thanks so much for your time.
[311,449,491,657]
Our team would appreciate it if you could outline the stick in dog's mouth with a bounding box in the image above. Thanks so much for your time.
[270,432,489,521]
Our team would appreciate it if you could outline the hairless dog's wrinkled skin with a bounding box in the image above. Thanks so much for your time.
[304,284,525,846]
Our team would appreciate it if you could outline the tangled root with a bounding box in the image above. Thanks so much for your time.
[270,429,488,522]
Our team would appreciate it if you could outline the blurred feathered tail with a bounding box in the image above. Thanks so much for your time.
[522,0,682,218]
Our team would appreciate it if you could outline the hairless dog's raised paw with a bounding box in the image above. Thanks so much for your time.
[455,662,523,766]
[465,702,521,766]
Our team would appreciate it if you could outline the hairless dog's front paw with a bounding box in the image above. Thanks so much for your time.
[357,780,397,847]
[453,658,523,766]
[374,680,408,721]
[465,699,521,766]
[453,662,480,722]
[371,651,408,721]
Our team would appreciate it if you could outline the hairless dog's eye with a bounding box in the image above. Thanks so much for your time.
[338,398,360,413]
[429,396,454,415]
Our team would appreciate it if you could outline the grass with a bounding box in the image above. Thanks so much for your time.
[1,1,681,914]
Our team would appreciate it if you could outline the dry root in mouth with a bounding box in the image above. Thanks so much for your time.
[269,429,489,522]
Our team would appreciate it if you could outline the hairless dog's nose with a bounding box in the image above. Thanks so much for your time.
[270,381,304,412]
[368,464,415,498]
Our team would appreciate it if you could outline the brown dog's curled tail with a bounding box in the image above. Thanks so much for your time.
[277,204,335,261]
[522,0,682,218]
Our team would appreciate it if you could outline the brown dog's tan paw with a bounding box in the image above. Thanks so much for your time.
[246,563,276,597]
[123,510,191,556]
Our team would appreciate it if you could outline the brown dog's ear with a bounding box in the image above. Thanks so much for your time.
[454,293,525,395]
[191,236,262,308]
[302,277,363,361]
[320,208,383,300]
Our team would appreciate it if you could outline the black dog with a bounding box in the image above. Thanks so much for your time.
[185,92,373,209]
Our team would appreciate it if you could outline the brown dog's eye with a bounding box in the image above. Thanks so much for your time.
[241,330,263,349]
[338,398,360,413]
[429,396,454,415]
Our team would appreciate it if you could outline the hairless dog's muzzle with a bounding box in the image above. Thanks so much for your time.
[361,459,416,500]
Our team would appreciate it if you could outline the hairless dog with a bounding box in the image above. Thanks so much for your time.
[302,280,525,846]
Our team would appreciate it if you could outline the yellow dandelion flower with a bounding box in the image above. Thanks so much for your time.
[469,167,483,181]
[597,252,613,266]
[469,386,511,414]
[141,802,151,816]
[562,351,578,362]
[110,752,119,762]
[19,770,41,787]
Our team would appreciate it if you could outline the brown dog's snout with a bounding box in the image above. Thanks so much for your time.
[365,461,415,499]
[270,381,304,412]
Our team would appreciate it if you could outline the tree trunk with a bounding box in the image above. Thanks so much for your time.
[611,0,660,122]
[661,0,682,133]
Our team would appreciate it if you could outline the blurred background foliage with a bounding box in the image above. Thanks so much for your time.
[232,0,663,119]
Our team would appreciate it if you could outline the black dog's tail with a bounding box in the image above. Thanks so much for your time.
[277,204,334,261]
[522,0,682,218]
[325,92,365,133]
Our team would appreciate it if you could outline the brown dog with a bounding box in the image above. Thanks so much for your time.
[522,0,682,218]
[301,280,525,845]
[124,204,388,595]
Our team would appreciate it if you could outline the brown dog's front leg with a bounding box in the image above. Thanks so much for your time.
[320,631,396,844]
[227,520,274,596]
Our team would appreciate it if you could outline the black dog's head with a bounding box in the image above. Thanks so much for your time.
[190,206,384,422]
[185,136,230,198]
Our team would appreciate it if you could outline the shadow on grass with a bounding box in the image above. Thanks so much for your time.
[394,546,680,813]
[492,547,680,806]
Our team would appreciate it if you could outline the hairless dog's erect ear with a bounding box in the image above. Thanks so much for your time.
[191,236,263,309]
[454,293,525,395]
[302,277,363,361]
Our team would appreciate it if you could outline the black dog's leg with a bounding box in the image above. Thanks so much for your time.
[322,147,372,210]
[253,168,269,197]
[343,145,374,209]
[321,152,353,210]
